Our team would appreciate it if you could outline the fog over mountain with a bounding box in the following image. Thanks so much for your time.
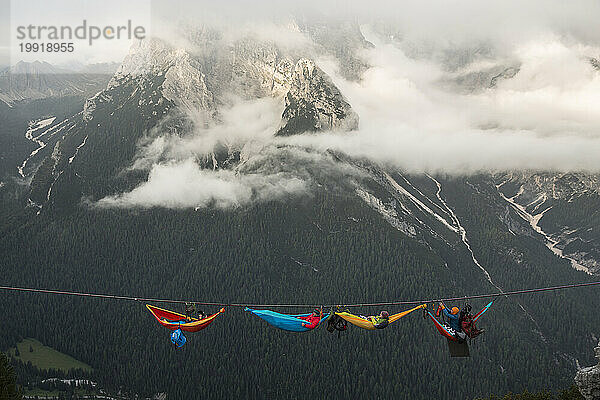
[92,0,600,209]
[291,30,600,174]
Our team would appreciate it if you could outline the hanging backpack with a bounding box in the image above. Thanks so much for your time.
[327,307,348,334]
[170,328,187,348]
[461,313,480,338]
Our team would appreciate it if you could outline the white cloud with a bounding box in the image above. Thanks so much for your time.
[98,158,307,209]
[284,32,600,174]
[151,0,600,50]
[99,96,312,209]
[129,97,283,170]
[97,5,600,210]
[174,97,283,159]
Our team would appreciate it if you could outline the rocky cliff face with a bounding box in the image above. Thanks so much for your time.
[226,39,295,98]
[575,340,600,399]
[276,59,358,136]
[106,39,215,114]
[500,173,600,201]
[102,36,357,138]
[23,33,359,209]
[442,64,520,93]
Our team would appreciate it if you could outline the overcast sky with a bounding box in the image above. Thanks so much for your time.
[4,0,600,66]
[2,0,152,66]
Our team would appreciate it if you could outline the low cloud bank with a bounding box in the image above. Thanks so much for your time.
[98,9,600,209]
[286,31,600,174]
[97,158,307,209]
[97,97,308,209]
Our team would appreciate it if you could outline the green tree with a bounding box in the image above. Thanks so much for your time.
[477,385,584,400]
[0,351,22,400]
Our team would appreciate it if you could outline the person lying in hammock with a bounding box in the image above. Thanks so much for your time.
[438,303,484,339]
[440,304,462,334]
[185,303,196,321]
[358,311,390,329]
[436,303,467,340]
[296,308,323,329]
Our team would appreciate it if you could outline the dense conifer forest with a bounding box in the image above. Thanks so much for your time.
[1,184,599,399]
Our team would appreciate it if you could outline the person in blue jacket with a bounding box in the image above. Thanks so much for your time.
[441,304,462,333]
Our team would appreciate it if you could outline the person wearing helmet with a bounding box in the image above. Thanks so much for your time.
[441,304,462,334]
[370,310,390,329]
[184,303,195,321]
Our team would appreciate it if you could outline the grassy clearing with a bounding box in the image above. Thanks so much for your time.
[7,338,92,372]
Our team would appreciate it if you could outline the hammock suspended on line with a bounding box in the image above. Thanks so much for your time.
[245,308,330,332]
[426,301,493,341]
[472,301,493,322]
[335,304,427,330]
[146,304,225,333]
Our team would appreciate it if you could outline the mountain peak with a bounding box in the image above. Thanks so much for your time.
[276,58,358,136]
[8,60,61,75]
[105,38,214,113]
[108,39,181,87]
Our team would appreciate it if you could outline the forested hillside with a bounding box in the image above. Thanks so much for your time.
[1,182,598,399]
[0,351,22,400]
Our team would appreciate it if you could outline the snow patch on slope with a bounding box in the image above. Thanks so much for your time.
[383,172,458,233]
[17,117,62,177]
[355,187,417,237]
[427,174,503,290]
[69,136,88,164]
[426,176,544,332]
[497,182,592,274]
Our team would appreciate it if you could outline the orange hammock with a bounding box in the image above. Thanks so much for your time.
[146,304,225,333]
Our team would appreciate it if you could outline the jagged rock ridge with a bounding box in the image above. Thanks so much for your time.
[276,59,358,136]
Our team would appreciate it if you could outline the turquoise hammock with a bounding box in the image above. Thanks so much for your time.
[245,308,330,332]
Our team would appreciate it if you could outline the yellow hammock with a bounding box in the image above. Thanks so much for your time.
[336,304,426,330]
